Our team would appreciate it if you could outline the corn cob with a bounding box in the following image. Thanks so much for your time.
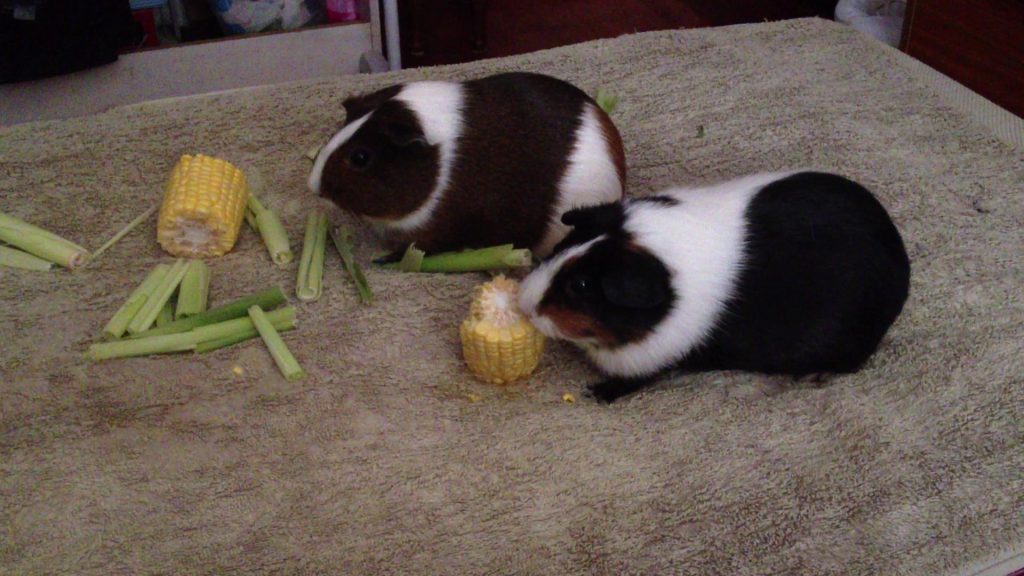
[460,275,544,384]
[157,154,249,257]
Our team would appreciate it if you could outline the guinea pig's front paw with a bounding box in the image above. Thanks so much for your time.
[585,378,645,404]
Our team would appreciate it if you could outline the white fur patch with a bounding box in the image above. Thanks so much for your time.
[388,82,466,232]
[588,172,798,378]
[307,112,373,195]
[518,236,604,339]
[535,103,624,257]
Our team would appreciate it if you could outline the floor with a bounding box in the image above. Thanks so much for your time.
[0,22,373,126]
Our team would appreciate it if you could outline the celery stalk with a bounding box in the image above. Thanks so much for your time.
[296,211,327,301]
[394,243,425,272]
[382,244,533,273]
[102,264,170,340]
[129,287,286,338]
[248,306,305,381]
[88,332,196,360]
[0,211,89,269]
[88,307,295,361]
[175,260,210,319]
[87,204,158,265]
[595,89,620,115]
[248,196,292,265]
[191,306,295,342]
[245,208,259,231]
[0,245,53,271]
[156,300,175,327]
[195,313,296,353]
[127,259,189,334]
[329,226,372,304]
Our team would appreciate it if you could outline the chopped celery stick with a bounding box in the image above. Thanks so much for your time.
[195,309,297,353]
[296,211,327,301]
[175,260,210,319]
[87,204,158,265]
[156,300,175,327]
[88,332,196,361]
[595,89,620,115]
[329,226,372,304]
[0,211,89,269]
[245,208,259,231]
[127,258,189,334]
[248,196,292,265]
[382,244,532,273]
[0,245,53,271]
[102,264,170,340]
[394,243,425,272]
[248,306,305,380]
[129,286,286,338]
[191,306,295,342]
[88,307,295,361]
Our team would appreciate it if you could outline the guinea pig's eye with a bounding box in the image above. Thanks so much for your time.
[566,276,593,298]
[348,148,372,170]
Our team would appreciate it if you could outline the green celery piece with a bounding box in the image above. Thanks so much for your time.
[102,264,171,340]
[129,286,286,339]
[88,307,296,361]
[329,226,372,304]
[248,306,305,381]
[156,300,175,327]
[0,245,53,271]
[175,260,211,319]
[127,258,189,334]
[296,211,327,301]
[595,89,620,115]
[195,311,297,353]
[0,211,89,269]
[393,243,425,272]
[248,196,292,265]
[382,244,532,273]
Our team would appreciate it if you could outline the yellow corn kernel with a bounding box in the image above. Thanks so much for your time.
[157,154,249,257]
[460,275,544,384]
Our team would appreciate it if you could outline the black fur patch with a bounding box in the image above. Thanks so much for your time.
[633,195,679,206]
[680,172,911,376]
[541,231,674,347]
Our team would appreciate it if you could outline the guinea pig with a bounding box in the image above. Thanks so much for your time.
[518,171,911,403]
[307,72,625,258]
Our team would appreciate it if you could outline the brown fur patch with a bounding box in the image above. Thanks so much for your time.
[540,304,618,346]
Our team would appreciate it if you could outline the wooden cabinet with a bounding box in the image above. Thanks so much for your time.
[901,0,1024,117]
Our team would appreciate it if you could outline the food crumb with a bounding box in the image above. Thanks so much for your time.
[466,392,484,403]
[232,365,244,376]
[562,393,575,404]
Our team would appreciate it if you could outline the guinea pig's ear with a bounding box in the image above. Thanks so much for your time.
[599,254,668,309]
[383,121,428,148]
[561,203,623,232]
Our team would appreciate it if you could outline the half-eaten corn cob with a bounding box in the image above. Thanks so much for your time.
[157,154,249,258]
[460,275,544,384]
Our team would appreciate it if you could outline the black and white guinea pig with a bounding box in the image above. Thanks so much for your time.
[518,171,911,403]
[307,72,625,257]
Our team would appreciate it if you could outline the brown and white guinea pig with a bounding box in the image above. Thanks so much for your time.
[518,171,911,403]
[307,72,625,257]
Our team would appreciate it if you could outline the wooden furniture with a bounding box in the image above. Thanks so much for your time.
[901,0,1024,117]
[398,0,836,68]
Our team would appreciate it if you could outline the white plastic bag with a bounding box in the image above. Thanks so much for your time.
[835,0,906,47]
